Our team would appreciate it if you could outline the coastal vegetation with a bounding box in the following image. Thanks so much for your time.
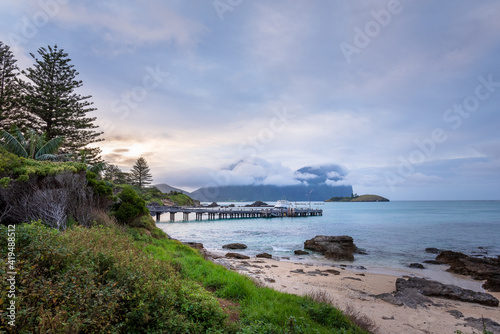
[0,221,369,333]
[0,42,368,333]
[325,194,389,202]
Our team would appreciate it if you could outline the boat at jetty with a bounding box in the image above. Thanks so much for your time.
[274,200,294,209]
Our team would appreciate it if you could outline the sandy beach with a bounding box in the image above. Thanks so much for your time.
[213,255,500,334]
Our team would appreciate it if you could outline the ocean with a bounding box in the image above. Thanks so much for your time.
[157,200,500,286]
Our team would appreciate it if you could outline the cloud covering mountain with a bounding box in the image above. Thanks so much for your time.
[190,161,353,202]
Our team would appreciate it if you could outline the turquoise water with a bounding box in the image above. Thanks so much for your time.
[157,201,500,271]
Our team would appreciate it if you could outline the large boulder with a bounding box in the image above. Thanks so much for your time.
[435,251,500,292]
[304,235,358,261]
[225,252,250,260]
[396,277,499,307]
[222,243,247,250]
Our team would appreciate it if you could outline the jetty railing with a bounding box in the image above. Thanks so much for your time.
[147,205,323,222]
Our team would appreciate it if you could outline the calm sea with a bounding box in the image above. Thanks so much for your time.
[157,201,500,280]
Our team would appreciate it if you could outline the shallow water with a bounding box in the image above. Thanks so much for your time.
[158,200,500,286]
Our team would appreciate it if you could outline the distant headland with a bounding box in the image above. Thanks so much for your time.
[325,194,389,202]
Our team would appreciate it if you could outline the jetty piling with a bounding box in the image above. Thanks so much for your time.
[147,205,323,222]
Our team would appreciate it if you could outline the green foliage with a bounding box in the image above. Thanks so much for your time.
[124,185,195,207]
[103,163,124,183]
[168,192,195,206]
[0,223,228,333]
[20,44,103,163]
[0,150,86,181]
[144,238,368,333]
[0,126,64,160]
[130,157,153,188]
[0,41,24,132]
[9,158,87,181]
[0,148,22,175]
[86,171,113,198]
[114,186,148,224]
[0,221,367,333]
[139,186,169,204]
[0,176,11,188]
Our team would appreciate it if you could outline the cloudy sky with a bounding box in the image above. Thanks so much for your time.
[2,0,500,200]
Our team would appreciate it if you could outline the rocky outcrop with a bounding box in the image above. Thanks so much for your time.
[395,277,499,307]
[222,243,247,250]
[244,201,270,207]
[409,263,426,269]
[304,235,359,261]
[256,252,272,259]
[376,289,434,309]
[183,242,204,250]
[425,247,445,254]
[225,252,250,260]
[294,250,309,255]
[377,277,499,308]
[435,251,500,292]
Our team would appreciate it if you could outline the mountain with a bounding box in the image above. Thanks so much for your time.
[154,183,191,195]
[190,164,353,202]
[190,184,352,202]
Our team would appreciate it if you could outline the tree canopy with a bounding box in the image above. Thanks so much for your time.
[19,45,103,163]
[130,157,153,188]
[0,41,31,132]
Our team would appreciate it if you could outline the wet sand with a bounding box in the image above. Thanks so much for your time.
[214,255,500,334]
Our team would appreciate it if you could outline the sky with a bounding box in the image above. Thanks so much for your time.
[1,0,500,200]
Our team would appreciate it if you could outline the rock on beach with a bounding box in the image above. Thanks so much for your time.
[222,243,248,250]
[304,235,359,261]
[395,277,499,307]
[256,253,273,259]
[435,250,500,292]
[225,252,250,260]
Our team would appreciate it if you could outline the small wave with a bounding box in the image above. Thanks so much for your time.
[272,246,292,252]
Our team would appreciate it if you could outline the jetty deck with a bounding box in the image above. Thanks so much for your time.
[147,205,323,222]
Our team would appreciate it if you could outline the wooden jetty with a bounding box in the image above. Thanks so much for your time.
[147,205,323,222]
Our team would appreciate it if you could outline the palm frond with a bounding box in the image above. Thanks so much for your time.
[35,136,64,160]
[13,127,26,145]
[0,130,28,158]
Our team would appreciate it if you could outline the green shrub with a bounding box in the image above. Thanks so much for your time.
[0,148,23,176]
[0,223,228,333]
[0,176,11,188]
[86,171,113,198]
[10,159,86,180]
[114,186,148,224]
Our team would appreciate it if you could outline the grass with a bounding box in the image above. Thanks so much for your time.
[167,192,195,206]
[144,236,369,333]
[0,222,369,333]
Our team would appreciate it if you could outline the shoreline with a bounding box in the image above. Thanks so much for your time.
[209,253,500,334]
[205,248,489,293]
